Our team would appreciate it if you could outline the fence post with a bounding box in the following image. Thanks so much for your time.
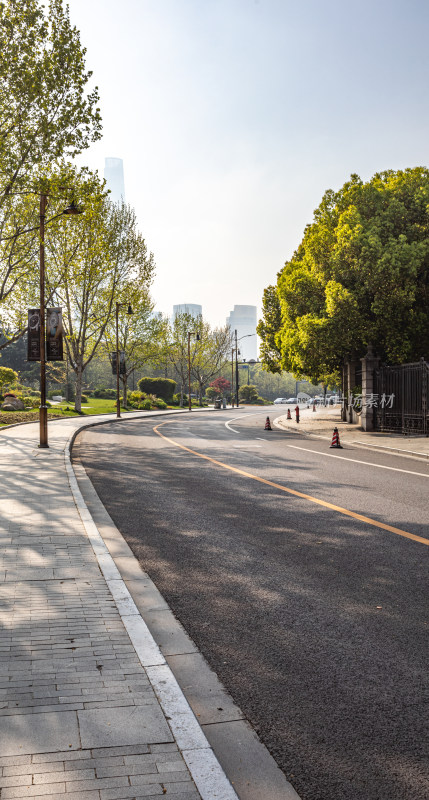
[360,345,380,431]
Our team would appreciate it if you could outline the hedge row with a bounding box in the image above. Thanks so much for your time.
[137,377,176,401]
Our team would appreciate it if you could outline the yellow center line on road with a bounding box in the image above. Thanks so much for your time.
[153,420,429,547]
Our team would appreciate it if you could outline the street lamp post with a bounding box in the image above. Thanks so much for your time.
[39,194,82,448]
[116,302,133,419]
[39,194,48,448]
[235,333,256,408]
[235,329,239,407]
[231,347,235,407]
[187,330,200,411]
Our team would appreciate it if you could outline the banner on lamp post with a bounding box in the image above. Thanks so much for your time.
[111,351,126,375]
[46,308,63,361]
[27,309,41,361]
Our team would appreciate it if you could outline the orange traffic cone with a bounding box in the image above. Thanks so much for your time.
[287,409,291,420]
[265,416,272,431]
[330,427,342,448]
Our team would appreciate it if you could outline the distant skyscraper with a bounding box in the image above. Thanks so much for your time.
[104,157,125,204]
[173,303,202,320]
[226,305,258,361]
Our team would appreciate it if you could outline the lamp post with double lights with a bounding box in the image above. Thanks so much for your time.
[187,330,200,411]
[115,302,133,418]
[39,195,83,448]
[235,331,256,407]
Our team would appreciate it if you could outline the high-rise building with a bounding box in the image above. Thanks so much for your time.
[104,157,125,204]
[173,303,202,320]
[226,305,258,361]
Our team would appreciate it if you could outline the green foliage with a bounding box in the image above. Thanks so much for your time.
[152,398,167,409]
[0,0,103,351]
[259,168,429,381]
[80,394,88,404]
[238,384,259,403]
[0,0,101,192]
[93,388,116,399]
[0,366,18,387]
[137,377,176,401]
[138,399,152,410]
[128,390,144,403]
[24,396,40,408]
[256,286,282,373]
[172,392,187,405]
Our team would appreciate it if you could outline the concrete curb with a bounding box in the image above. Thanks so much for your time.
[64,420,239,800]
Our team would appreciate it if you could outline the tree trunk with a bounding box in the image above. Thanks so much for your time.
[74,368,83,413]
[122,376,128,407]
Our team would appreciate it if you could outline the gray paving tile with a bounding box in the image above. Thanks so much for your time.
[78,706,174,749]
[0,711,80,756]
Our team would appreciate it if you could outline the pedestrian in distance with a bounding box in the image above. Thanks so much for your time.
[287,408,292,420]
[295,404,300,423]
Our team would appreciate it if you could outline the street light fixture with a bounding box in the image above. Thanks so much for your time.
[235,332,256,408]
[187,330,200,411]
[115,302,133,419]
[39,193,83,448]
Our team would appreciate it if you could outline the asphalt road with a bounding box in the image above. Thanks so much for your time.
[75,406,429,800]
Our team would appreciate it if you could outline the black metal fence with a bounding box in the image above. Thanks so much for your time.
[374,359,429,434]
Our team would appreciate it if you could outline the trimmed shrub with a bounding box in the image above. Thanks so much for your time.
[80,394,88,404]
[128,390,144,403]
[24,397,40,409]
[137,377,176,402]
[93,387,116,399]
[138,399,152,410]
[152,398,167,409]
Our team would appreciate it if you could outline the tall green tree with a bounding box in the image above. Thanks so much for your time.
[0,0,101,202]
[102,283,163,407]
[164,312,197,406]
[0,0,102,348]
[259,168,429,382]
[191,322,232,404]
[46,198,154,411]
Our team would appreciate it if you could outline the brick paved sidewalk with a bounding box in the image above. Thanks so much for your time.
[0,414,237,800]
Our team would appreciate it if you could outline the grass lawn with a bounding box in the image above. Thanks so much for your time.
[0,397,167,427]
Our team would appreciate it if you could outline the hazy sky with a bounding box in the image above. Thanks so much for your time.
[69,0,429,327]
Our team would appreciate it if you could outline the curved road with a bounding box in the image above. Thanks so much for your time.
[74,406,429,800]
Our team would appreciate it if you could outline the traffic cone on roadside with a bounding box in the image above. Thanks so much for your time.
[330,427,342,448]
[265,416,272,430]
[287,409,292,420]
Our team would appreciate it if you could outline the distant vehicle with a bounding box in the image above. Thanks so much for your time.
[287,397,297,404]
[274,397,288,404]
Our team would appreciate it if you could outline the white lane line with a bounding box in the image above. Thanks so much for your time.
[225,422,240,433]
[286,444,429,478]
